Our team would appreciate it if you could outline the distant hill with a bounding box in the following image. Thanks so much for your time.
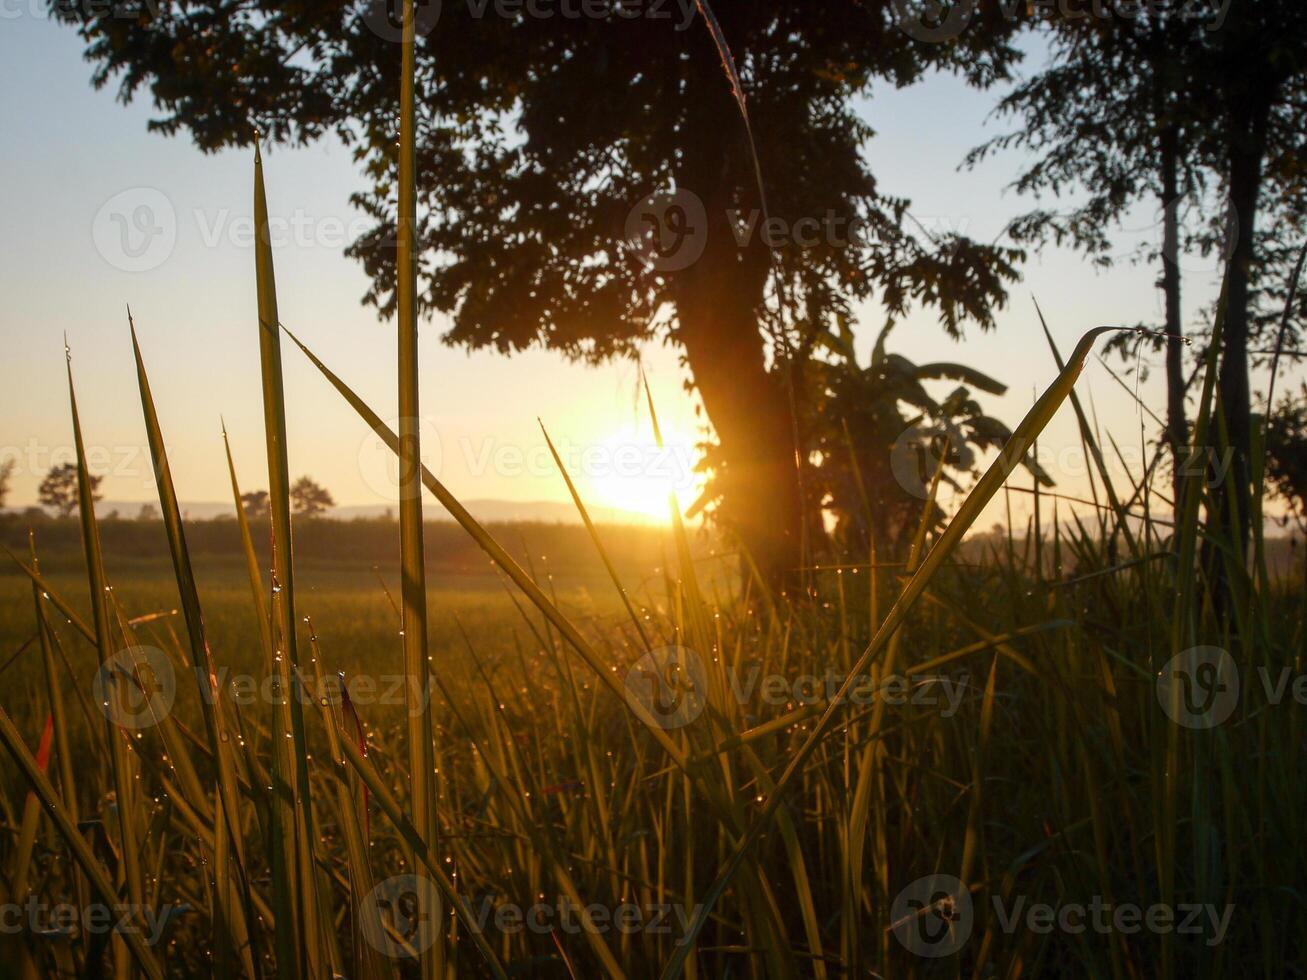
[40,498,660,526]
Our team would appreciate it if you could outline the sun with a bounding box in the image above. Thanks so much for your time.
[586,424,701,523]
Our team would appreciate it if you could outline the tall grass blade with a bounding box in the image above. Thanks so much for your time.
[5,552,94,643]
[305,630,395,980]
[253,140,318,980]
[540,420,651,651]
[28,536,88,921]
[222,423,274,663]
[395,9,440,979]
[65,350,147,927]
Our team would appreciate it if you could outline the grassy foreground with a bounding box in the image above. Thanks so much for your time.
[2,481,1304,978]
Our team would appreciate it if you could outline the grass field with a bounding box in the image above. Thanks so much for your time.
[2,503,1303,978]
[0,518,708,741]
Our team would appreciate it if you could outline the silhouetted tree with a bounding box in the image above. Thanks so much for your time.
[0,458,14,510]
[965,6,1217,519]
[48,0,1026,584]
[240,490,270,520]
[1192,4,1307,562]
[290,477,334,516]
[970,3,1307,571]
[39,462,101,518]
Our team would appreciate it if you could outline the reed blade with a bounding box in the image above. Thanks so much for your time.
[129,315,257,975]
[223,424,275,666]
[65,351,147,923]
[395,9,440,980]
[253,140,318,980]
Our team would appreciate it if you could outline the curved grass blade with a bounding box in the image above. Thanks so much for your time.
[1034,301,1140,562]
[129,316,258,976]
[693,0,766,221]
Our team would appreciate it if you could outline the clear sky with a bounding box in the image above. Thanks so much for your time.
[0,9,1275,527]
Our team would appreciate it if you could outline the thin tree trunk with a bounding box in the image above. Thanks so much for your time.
[1159,124,1188,525]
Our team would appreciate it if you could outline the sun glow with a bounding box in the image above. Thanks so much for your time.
[585,424,701,523]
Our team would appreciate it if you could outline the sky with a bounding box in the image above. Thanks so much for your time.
[0,8,1276,528]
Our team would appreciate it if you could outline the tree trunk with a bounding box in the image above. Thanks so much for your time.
[1159,124,1188,525]
[1213,93,1272,565]
[671,63,805,591]
[673,198,804,590]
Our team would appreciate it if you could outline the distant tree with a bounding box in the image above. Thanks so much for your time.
[39,462,101,518]
[48,0,1027,585]
[0,458,15,509]
[290,477,334,517]
[240,490,270,520]
[137,502,161,521]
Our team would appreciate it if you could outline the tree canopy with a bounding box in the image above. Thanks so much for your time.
[53,0,1027,580]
